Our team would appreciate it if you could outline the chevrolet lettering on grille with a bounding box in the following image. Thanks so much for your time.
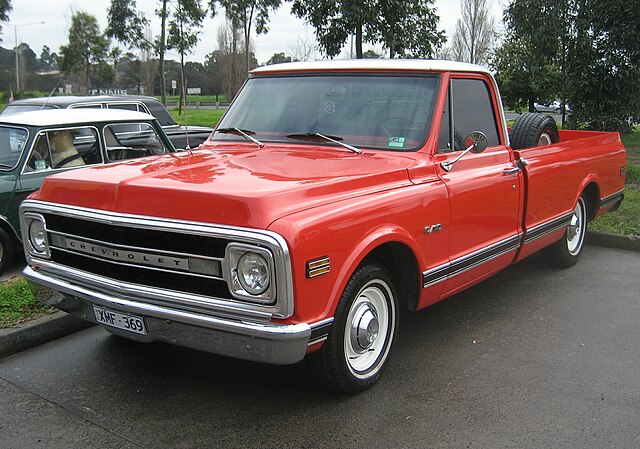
[55,236,190,271]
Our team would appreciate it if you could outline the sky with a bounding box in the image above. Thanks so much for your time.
[3,0,506,65]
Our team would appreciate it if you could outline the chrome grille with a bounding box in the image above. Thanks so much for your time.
[21,201,295,319]
[44,214,232,298]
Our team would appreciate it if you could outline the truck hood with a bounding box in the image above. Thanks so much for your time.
[34,143,422,229]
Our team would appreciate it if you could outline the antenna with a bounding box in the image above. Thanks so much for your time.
[40,78,63,110]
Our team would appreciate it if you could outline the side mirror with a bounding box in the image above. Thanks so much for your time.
[441,131,488,172]
[466,131,488,154]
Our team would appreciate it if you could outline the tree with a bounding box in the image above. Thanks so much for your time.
[39,46,58,71]
[204,50,222,100]
[292,0,444,59]
[107,0,161,99]
[495,0,640,132]
[211,0,281,73]
[166,0,207,115]
[291,0,371,59]
[118,52,142,91]
[140,26,157,95]
[362,49,381,59]
[59,11,119,94]
[376,0,446,58]
[0,0,12,38]
[566,0,640,132]
[106,0,150,49]
[450,0,496,65]
[265,52,292,65]
[287,31,317,62]
[492,0,564,113]
[214,17,256,100]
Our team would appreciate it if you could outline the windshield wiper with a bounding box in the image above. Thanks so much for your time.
[215,127,264,148]
[286,132,362,154]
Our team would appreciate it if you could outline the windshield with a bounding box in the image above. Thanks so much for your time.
[0,126,29,169]
[1,104,55,116]
[214,74,439,151]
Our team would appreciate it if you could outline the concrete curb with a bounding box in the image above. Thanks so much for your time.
[0,311,94,359]
[1,231,637,360]
[586,230,640,252]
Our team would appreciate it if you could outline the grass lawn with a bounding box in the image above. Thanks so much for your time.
[0,278,53,328]
[163,95,229,104]
[590,185,639,235]
[591,128,640,236]
[169,107,225,128]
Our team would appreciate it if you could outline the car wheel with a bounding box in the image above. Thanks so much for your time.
[311,261,399,394]
[0,228,13,275]
[542,196,588,268]
[509,113,560,149]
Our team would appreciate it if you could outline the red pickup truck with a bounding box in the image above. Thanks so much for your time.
[20,61,626,393]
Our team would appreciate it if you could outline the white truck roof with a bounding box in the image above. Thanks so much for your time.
[252,59,493,75]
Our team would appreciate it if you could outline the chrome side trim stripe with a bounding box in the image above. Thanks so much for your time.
[422,234,521,288]
[600,190,624,209]
[523,212,573,244]
[308,318,334,345]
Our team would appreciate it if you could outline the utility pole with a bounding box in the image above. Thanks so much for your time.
[2,21,45,91]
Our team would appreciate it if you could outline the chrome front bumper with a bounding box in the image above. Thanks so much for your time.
[24,266,320,365]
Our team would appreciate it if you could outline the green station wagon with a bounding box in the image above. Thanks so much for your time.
[0,108,176,272]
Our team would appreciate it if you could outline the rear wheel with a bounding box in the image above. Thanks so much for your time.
[542,196,588,268]
[311,261,398,394]
[0,228,13,275]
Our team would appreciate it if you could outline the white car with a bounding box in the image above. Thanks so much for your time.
[534,101,562,113]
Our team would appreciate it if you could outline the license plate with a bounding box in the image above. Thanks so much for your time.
[93,306,147,335]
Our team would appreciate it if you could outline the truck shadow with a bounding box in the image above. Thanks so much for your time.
[94,252,554,402]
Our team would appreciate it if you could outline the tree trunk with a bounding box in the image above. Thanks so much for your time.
[355,23,363,59]
[159,0,168,106]
[85,56,91,95]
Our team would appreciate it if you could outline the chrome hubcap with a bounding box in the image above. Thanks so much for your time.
[567,214,580,241]
[567,199,585,255]
[350,303,379,352]
[344,280,394,377]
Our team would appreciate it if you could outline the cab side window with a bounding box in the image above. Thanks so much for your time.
[437,90,451,153]
[104,123,169,161]
[27,127,101,172]
[438,78,501,152]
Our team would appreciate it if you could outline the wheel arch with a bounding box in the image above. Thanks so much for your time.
[0,215,21,246]
[327,227,422,317]
[364,241,421,312]
[580,181,600,221]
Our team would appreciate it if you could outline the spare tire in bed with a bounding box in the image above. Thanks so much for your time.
[509,113,559,150]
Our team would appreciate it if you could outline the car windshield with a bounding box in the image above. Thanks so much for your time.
[213,74,439,151]
[0,126,29,169]
[1,104,55,116]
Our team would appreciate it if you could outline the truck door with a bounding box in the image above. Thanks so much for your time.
[436,75,522,296]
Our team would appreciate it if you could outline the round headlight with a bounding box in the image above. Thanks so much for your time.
[237,252,270,295]
[28,219,47,252]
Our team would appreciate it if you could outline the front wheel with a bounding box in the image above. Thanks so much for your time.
[542,196,588,268]
[311,261,398,394]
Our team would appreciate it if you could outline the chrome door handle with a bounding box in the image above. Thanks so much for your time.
[503,166,521,175]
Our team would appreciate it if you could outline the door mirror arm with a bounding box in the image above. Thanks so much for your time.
[440,131,488,172]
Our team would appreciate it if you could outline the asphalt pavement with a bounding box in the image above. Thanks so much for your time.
[1,245,639,449]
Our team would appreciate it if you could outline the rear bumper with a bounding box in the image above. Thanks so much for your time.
[24,266,320,365]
